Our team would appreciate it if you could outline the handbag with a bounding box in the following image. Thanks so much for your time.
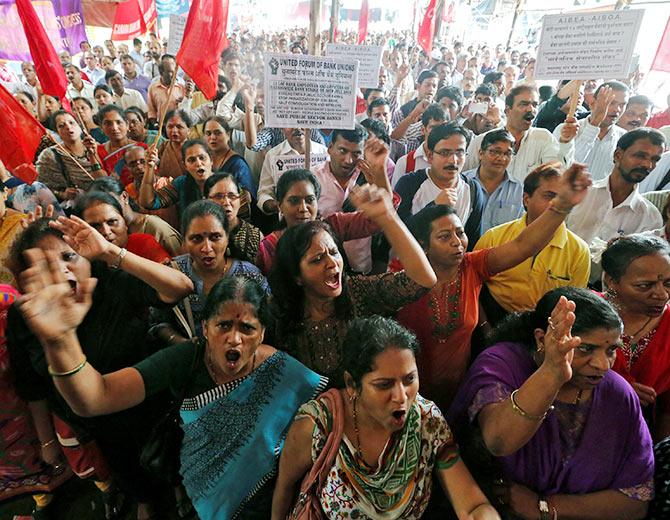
[292,389,345,519]
[139,342,199,481]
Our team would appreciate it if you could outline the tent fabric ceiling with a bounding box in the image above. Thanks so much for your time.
[82,0,124,28]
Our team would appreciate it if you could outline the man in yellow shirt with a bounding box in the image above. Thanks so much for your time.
[475,163,590,319]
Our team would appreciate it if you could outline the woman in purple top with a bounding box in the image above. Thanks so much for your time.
[449,287,654,520]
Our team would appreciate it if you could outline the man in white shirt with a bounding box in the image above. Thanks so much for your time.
[554,81,629,182]
[465,85,571,182]
[65,64,95,105]
[257,128,328,215]
[106,70,147,112]
[567,128,665,248]
[81,52,105,86]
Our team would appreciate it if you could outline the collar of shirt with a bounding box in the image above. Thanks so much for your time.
[315,160,362,190]
[593,175,645,210]
[415,143,428,160]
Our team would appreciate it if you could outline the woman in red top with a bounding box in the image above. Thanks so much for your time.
[394,163,591,411]
[602,233,670,441]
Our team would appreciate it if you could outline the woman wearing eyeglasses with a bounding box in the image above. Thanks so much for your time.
[204,173,263,264]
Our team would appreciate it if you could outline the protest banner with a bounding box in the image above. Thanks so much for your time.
[271,153,329,178]
[53,0,87,56]
[325,43,382,88]
[264,53,358,130]
[534,9,644,80]
[166,14,187,55]
[0,0,63,61]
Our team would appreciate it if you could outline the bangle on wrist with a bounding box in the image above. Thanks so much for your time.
[510,389,554,421]
[110,247,127,270]
[40,439,56,448]
[539,497,551,520]
[91,163,102,172]
[48,356,87,378]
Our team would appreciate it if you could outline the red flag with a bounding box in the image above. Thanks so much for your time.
[176,0,229,100]
[112,0,157,41]
[651,16,670,73]
[444,1,455,23]
[0,84,46,184]
[14,0,68,101]
[358,0,369,45]
[417,0,438,55]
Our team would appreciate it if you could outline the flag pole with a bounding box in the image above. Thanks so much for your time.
[305,0,323,169]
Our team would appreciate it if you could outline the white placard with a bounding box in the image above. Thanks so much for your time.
[264,53,358,130]
[535,9,644,80]
[167,15,187,56]
[325,44,383,89]
[271,153,329,177]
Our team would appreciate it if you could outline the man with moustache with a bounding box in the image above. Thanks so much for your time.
[396,122,485,246]
[617,94,653,132]
[257,128,327,215]
[465,85,572,181]
[567,128,665,248]
[554,81,629,181]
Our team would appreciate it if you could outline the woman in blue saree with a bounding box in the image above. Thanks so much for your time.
[14,264,327,520]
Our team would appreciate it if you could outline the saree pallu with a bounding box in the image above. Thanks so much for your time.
[179,351,327,520]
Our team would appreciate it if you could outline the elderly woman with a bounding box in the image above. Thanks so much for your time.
[139,139,213,225]
[7,217,193,520]
[449,287,654,520]
[125,107,162,147]
[272,316,500,520]
[256,168,381,276]
[159,200,267,342]
[157,109,193,179]
[36,110,104,204]
[204,173,262,263]
[602,234,670,441]
[15,271,326,520]
[73,191,171,264]
[270,178,436,387]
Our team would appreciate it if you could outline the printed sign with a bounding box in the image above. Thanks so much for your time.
[535,9,644,80]
[325,43,382,89]
[271,153,328,177]
[264,53,358,130]
[166,14,187,55]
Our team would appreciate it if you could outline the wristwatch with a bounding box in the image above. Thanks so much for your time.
[110,247,127,270]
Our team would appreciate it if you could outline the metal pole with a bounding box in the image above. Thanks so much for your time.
[329,0,339,43]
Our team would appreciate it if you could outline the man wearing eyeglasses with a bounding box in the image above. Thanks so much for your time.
[462,129,524,234]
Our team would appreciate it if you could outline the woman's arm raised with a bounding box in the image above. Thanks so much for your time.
[486,163,591,275]
[478,296,580,456]
[18,248,146,417]
[350,179,436,289]
[50,215,193,303]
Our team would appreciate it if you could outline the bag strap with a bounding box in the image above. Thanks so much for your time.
[298,389,345,497]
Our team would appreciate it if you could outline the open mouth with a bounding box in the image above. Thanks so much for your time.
[523,113,535,122]
[391,410,407,425]
[584,374,604,385]
[196,168,206,176]
[201,256,216,268]
[324,272,341,290]
[225,350,241,362]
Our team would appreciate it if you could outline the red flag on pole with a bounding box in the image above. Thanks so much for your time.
[358,0,369,44]
[651,16,670,73]
[417,0,438,55]
[14,0,68,102]
[0,84,46,184]
[176,0,229,100]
